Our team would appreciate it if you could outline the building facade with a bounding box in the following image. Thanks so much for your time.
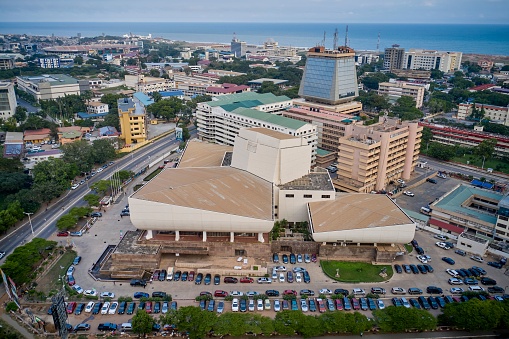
[0,55,15,70]
[457,103,509,126]
[16,74,89,101]
[383,45,405,71]
[299,46,359,106]
[334,116,423,193]
[231,37,247,58]
[86,101,109,114]
[403,49,462,73]
[0,82,17,120]
[39,57,60,69]
[125,75,174,94]
[378,81,426,108]
[117,98,147,145]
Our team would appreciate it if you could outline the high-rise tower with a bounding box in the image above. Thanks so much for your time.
[298,46,358,106]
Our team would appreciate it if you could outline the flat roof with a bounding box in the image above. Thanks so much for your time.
[432,184,503,224]
[43,44,138,52]
[133,92,154,107]
[5,132,23,142]
[247,127,297,140]
[132,166,273,220]
[232,107,307,130]
[207,92,291,107]
[18,74,79,86]
[118,98,136,112]
[309,194,413,233]
[248,78,288,85]
[279,171,334,191]
[179,139,233,168]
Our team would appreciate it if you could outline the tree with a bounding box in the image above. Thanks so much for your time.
[91,139,116,164]
[132,309,154,336]
[152,91,162,103]
[61,140,94,173]
[32,158,78,199]
[475,138,497,161]
[439,299,505,331]
[428,142,456,161]
[174,306,216,339]
[421,126,433,149]
[391,96,423,121]
[257,81,281,96]
[373,306,437,332]
[149,68,161,77]
[73,55,83,65]
[90,180,111,195]
[13,106,27,123]
[56,214,78,231]
[430,69,444,79]
[83,194,100,207]
[213,313,249,337]
[0,172,32,195]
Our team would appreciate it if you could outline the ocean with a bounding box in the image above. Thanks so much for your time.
[1,22,508,56]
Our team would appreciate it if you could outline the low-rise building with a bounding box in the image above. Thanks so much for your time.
[205,83,250,96]
[23,128,51,145]
[3,131,23,158]
[24,150,64,169]
[39,57,60,68]
[457,103,509,126]
[16,74,90,101]
[86,100,109,114]
[378,81,425,108]
[0,55,15,70]
[248,78,288,90]
[125,75,174,94]
[57,126,89,145]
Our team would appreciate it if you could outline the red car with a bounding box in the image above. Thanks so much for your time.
[152,270,160,281]
[67,275,75,286]
[66,302,77,314]
[57,231,69,237]
[335,298,344,310]
[317,299,326,313]
[214,290,228,297]
[224,277,238,284]
[145,301,152,313]
[351,298,360,310]
[283,289,297,296]
[240,277,254,283]
[188,271,195,282]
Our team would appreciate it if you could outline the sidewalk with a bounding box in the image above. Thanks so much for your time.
[0,312,36,339]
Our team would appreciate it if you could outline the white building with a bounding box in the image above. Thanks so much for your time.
[378,81,426,108]
[16,74,89,101]
[39,57,60,69]
[125,74,175,94]
[403,49,462,73]
[0,82,17,120]
[457,103,509,126]
[86,100,109,114]
[24,150,64,169]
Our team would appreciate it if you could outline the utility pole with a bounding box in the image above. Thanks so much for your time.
[23,212,35,235]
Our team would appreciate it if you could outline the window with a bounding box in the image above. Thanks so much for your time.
[303,194,312,198]
[235,249,245,256]
[285,194,294,198]
[321,195,331,198]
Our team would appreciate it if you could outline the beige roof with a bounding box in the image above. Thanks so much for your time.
[309,194,412,233]
[179,140,233,168]
[246,127,298,140]
[133,167,273,220]
[86,101,107,107]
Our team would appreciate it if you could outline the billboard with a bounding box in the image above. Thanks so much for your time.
[175,127,183,141]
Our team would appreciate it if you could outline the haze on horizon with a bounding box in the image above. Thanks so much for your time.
[1,0,508,25]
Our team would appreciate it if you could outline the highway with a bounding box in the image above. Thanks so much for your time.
[0,129,190,259]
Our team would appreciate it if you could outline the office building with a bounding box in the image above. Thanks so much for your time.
[334,116,423,193]
[125,75,174,94]
[117,98,147,145]
[0,55,15,70]
[0,82,17,120]
[378,81,426,108]
[457,103,509,126]
[299,46,359,106]
[420,121,509,158]
[403,49,462,73]
[231,36,247,58]
[43,44,139,58]
[383,44,405,71]
[16,74,89,101]
[196,92,317,164]
[39,57,60,69]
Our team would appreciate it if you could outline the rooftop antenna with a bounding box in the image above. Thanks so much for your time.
[233,32,237,41]
[376,32,380,53]
[321,31,326,47]
[333,28,339,50]
[344,25,349,47]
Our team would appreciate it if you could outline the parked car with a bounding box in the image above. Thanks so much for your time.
[426,178,437,184]
[455,249,467,256]
[240,277,254,283]
[224,277,238,284]
[442,257,455,265]
[90,212,102,218]
[470,255,484,263]
[257,277,272,284]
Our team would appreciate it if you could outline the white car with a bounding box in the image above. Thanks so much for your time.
[469,285,485,292]
[72,285,84,294]
[66,266,75,276]
[470,255,484,263]
[84,301,95,313]
[264,298,271,310]
[84,289,97,297]
[397,179,405,184]
[162,301,168,314]
[417,255,428,264]
[436,242,451,250]
[391,287,406,295]
[257,299,264,311]
[274,299,281,312]
[108,302,118,314]
[377,299,385,309]
[450,287,464,294]
[101,302,110,314]
[248,299,255,311]
[232,298,239,312]
[434,234,447,241]
[257,277,272,284]
[352,288,366,296]
[274,266,287,272]
[448,278,463,285]
[230,291,244,297]
[96,167,104,173]
[319,288,332,295]
[279,273,285,283]
[71,183,80,190]
[446,269,459,277]
[300,299,308,312]
[292,267,306,273]
[400,297,410,308]
[403,191,414,197]
[295,273,302,283]
[100,292,115,299]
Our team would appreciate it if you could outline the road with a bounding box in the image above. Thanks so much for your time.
[0,129,192,260]
[420,156,509,185]
[16,97,40,113]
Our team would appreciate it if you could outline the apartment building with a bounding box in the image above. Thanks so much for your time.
[0,82,17,120]
[403,49,462,73]
[383,44,405,71]
[0,55,15,70]
[86,100,109,114]
[457,103,509,126]
[125,75,174,94]
[496,195,509,243]
[16,74,90,101]
[205,84,250,96]
[196,92,317,164]
[378,81,425,108]
[334,116,422,193]
[420,121,509,158]
[39,57,60,69]
[117,97,147,145]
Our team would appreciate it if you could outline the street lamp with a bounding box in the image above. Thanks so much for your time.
[481,156,486,170]
[23,212,34,235]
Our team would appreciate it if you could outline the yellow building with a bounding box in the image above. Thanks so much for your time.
[334,116,422,193]
[117,98,147,145]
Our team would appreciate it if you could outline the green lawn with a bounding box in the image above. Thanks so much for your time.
[404,244,413,254]
[321,260,393,283]
[451,155,509,175]
[38,250,76,294]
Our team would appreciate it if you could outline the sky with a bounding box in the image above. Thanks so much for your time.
[1,0,508,24]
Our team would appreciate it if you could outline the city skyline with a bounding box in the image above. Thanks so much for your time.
[1,0,508,25]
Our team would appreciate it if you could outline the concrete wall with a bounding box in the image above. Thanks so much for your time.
[311,223,416,244]
[278,188,334,223]
[319,244,376,261]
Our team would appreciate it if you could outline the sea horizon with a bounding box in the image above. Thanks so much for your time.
[1,22,508,56]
